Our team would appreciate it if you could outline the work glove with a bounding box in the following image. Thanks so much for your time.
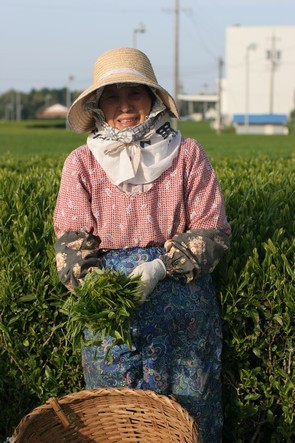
[130,258,166,302]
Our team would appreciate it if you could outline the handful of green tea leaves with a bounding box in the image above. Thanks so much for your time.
[62,268,142,353]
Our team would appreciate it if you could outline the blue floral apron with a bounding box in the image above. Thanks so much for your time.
[82,246,223,442]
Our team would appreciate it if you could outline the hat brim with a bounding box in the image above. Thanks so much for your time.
[68,74,179,133]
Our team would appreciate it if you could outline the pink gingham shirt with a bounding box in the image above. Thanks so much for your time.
[54,137,230,249]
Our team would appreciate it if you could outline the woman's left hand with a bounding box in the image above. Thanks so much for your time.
[130,258,166,302]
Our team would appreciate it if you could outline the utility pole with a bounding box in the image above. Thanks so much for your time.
[9,93,14,120]
[163,0,180,130]
[16,92,22,121]
[216,57,223,134]
[268,33,280,114]
[173,0,180,130]
[245,43,257,132]
[66,75,74,129]
[133,23,146,49]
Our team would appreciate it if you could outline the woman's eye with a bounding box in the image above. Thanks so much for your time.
[130,90,141,97]
[102,94,116,101]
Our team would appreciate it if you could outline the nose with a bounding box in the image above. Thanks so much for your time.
[118,92,133,112]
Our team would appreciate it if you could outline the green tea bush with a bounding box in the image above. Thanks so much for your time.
[214,157,294,442]
[0,157,84,439]
[0,154,294,442]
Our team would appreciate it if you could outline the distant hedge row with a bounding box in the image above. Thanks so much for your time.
[0,154,294,442]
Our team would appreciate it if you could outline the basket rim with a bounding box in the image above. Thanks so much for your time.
[11,388,199,443]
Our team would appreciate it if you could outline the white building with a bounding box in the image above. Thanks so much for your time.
[179,25,295,134]
[222,25,295,134]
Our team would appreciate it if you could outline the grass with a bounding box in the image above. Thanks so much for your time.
[179,121,295,161]
[0,120,85,161]
[0,120,294,164]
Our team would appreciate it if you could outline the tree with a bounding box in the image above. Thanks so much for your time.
[0,87,80,120]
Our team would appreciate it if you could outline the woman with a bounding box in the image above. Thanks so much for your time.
[54,47,231,442]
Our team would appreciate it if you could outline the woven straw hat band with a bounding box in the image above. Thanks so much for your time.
[67,48,179,133]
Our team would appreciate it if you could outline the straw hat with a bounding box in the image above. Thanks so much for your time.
[68,47,179,133]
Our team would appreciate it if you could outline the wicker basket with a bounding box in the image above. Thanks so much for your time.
[10,388,199,442]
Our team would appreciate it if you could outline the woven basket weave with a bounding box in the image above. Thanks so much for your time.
[11,388,199,442]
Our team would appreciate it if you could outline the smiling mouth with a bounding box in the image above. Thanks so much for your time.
[118,117,138,126]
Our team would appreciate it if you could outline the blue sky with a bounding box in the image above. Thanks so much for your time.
[1,0,294,95]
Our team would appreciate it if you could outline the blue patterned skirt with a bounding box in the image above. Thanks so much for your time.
[82,246,223,442]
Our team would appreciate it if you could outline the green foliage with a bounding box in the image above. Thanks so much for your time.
[0,158,83,439]
[0,150,294,442]
[213,157,295,442]
[62,269,142,354]
[286,108,295,134]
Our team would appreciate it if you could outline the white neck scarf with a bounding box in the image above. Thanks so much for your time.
[87,111,181,186]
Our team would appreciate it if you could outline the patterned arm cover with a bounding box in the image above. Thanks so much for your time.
[160,228,230,284]
[55,231,102,291]
[55,228,230,290]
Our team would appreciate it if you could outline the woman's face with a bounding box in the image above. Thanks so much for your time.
[98,84,153,131]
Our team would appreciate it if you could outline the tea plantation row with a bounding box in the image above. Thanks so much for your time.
[0,154,294,442]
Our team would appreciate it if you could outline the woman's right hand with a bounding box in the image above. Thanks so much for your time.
[130,258,166,302]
